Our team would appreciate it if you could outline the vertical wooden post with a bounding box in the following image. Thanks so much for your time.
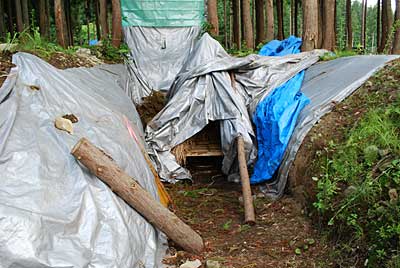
[237,136,256,225]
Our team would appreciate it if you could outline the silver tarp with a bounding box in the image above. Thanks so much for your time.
[123,26,200,104]
[145,34,325,182]
[0,53,165,268]
[262,54,399,198]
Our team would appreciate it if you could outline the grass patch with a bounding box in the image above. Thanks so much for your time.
[312,64,400,267]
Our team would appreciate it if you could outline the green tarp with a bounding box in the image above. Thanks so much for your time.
[121,0,204,27]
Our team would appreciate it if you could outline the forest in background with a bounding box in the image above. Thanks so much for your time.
[0,1,399,55]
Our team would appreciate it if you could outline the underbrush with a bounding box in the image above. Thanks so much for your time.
[312,68,400,267]
[4,29,127,62]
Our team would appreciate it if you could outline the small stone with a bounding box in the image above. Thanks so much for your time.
[206,260,221,268]
[54,117,73,134]
[179,259,201,268]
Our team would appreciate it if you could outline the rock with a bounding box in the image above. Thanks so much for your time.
[206,260,221,268]
[54,117,74,134]
[179,259,201,268]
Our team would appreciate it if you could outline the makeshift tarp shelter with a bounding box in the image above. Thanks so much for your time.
[0,53,165,268]
[145,34,324,182]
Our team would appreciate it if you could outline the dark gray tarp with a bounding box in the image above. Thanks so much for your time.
[145,34,325,182]
[0,53,165,268]
[123,26,200,104]
[261,55,400,199]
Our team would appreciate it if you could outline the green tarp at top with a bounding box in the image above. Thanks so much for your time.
[121,0,204,27]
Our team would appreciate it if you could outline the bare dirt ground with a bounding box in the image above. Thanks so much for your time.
[164,159,332,268]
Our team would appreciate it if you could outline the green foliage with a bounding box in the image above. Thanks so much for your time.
[9,28,75,58]
[88,38,129,62]
[313,97,400,267]
[319,50,358,61]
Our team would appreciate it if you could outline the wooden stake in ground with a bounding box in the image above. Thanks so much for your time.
[236,136,256,225]
[71,138,204,254]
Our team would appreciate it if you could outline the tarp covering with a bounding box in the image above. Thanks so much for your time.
[251,36,310,184]
[121,0,204,27]
[0,53,165,268]
[145,34,324,182]
[261,54,399,199]
[123,26,200,104]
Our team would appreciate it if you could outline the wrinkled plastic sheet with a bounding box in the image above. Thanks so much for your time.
[261,54,400,199]
[0,53,165,268]
[145,34,324,182]
[120,0,204,27]
[123,26,200,104]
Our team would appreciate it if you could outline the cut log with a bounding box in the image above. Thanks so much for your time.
[71,138,204,254]
[236,136,256,225]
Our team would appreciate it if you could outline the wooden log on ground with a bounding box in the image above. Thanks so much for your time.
[237,136,256,225]
[71,138,204,254]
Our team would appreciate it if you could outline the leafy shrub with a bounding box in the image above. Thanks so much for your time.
[313,100,400,267]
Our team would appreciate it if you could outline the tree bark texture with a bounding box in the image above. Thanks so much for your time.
[5,0,13,35]
[277,0,284,40]
[241,0,254,48]
[71,138,204,254]
[380,0,393,51]
[54,0,68,47]
[266,0,274,41]
[233,0,241,49]
[317,0,323,48]
[302,0,319,51]
[322,0,336,51]
[15,0,24,32]
[111,0,122,47]
[0,0,5,39]
[255,0,265,45]
[21,0,29,30]
[346,0,353,49]
[39,0,50,39]
[99,0,108,39]
[393,0,400,53]
[208,0,219,36]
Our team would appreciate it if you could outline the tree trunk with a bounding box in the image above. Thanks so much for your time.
[0,0,5,39]
[39,0,50,39]
[317,0,323,48]
[233,0,241,49]
[15,0,24,32]
[393,0,400,53]
[255,0,265,45]
[294,0,299,36]
[266,0,274,41]
[99,0,108,39]
[377,0,381,51]
[54,0,68,47]
[361,0,366,49]
[302,0,319,51]
[5,0,13,35]
[207,0,219,36]
[277,0,284,40]
[224,0,228,47]
[21,0,29,30]
[95,0,101,40]
[241,0,254,48]
[380,0,393,51]
[322,0,336,51]
[291,0,295,35]
[111,0,122,47]
[346,0,353,49]
[71,138,204,254]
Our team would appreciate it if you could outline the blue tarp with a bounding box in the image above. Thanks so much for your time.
[250,36,310,184]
